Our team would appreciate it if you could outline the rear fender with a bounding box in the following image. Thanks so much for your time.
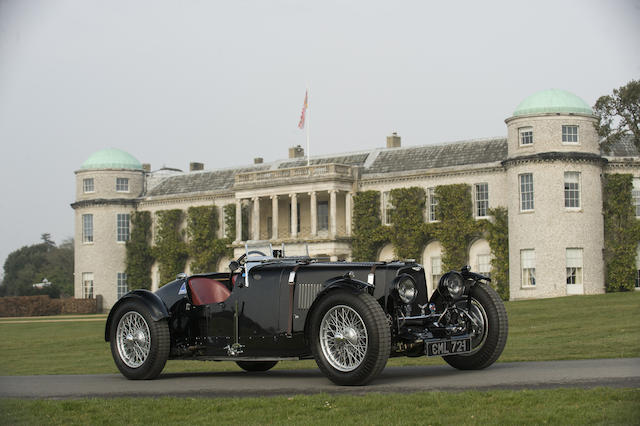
[104,290,169,341]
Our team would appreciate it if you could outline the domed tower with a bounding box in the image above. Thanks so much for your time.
[504,89,604,299]
[72,148,145,310]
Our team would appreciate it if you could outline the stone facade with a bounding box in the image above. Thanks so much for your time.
[72,90,640,310]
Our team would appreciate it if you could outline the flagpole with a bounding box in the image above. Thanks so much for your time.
[306,87,310,167]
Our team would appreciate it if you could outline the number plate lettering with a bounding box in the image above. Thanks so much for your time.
[426,338,471,357]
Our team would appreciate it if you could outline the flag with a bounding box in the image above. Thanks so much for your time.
[298,90,308,129]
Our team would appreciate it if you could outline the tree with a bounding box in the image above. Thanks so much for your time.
[0,235,74,297]
[594,79,640,154]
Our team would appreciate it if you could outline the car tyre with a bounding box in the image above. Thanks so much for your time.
[442,282,508,370]
[310,291,390,386]
[109,301,170,380]
[236,361,278,372]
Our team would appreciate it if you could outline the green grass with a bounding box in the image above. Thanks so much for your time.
[0,292,638,376]
[1,388,638,425]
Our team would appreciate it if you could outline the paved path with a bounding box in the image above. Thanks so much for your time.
[1,358,638,399]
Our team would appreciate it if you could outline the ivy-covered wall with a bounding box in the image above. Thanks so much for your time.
[603,174,640,292]
[352,185,510,300]
[153,209,188,284]
[125,211,154,290]
[186,206,232,274]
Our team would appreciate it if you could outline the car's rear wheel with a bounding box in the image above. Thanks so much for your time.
[442,282,508,370]
[236,361,278,372]
[310,291,390,386]
[109,301,169,380]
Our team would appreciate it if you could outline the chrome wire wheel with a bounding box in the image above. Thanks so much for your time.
[319,305,369,372]
[116,311,151,368]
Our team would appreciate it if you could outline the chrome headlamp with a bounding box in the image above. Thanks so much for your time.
[439,271,465,299]
[394,275,417,304]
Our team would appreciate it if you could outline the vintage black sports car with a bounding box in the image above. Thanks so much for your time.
[106,247,508,385]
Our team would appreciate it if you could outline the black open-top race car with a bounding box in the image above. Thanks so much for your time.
[106,246,508,385]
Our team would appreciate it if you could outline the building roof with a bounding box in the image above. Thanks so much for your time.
[278,153,370,169]
[364,138,507,175]
[80,148,143,170]
[513,89,593,117]
[604,134,640,157]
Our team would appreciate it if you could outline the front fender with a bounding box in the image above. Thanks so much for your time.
[104,290,170,341]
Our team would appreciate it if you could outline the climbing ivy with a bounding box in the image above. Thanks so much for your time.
[153,209,188,284]
[187,205,232,274]
[603,174,640,292]
[485,207,509,300]
[224,204,236,242]
[433,185,484,273]
[351,191,391,261]
[125,211,155,290]
[389,187,429,260]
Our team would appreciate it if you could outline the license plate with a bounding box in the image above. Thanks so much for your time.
[426,337,472,357]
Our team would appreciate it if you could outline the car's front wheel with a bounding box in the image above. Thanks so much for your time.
[109,301,169,380]
[310,291,390,386]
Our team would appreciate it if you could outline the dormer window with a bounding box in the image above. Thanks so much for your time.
[116,178,129,192]
[519,127,533,146]
[83,178,94,193]
[562,125,578,143]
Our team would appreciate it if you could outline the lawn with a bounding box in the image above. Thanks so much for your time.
[0,292,638,376]
[1,388,638,425]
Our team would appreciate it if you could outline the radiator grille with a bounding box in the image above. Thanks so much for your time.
[297,283,322,309]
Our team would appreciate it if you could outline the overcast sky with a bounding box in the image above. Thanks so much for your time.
[0,0,638,270]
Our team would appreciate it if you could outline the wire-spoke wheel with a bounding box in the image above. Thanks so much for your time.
[109,301,169,380]
[320,305,368,372]
[116,311,151,368]
[310,291,390,386]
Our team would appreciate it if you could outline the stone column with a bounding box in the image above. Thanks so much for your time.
[345,192,352,237]
[329,190,337,238]
[290,193,298,238]
[271,195,278,240]
[309,191,317,237]
[252,197,260,240]
[235,198,242,243]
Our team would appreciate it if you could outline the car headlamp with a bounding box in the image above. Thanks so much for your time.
[440,272,464,299]
[395,275,417,304]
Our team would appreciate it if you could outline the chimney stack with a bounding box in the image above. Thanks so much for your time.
[254,157,264,164]
[142,163,151,172]
[386,132,401,148]
[189,162,204,171]
[288,145,305,159]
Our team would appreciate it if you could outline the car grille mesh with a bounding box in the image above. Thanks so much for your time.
[297,283,322,309]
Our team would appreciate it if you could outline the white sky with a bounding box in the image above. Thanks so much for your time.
[0,0,639,268]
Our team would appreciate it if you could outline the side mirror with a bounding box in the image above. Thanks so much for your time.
[229,260,240,272]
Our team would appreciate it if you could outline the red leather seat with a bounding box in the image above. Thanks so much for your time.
[188,277,231,306]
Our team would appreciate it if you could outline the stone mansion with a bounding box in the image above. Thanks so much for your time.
[72,89,640,310]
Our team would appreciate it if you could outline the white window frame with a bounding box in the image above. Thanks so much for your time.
[562,125,579,143]
[566,248,583,286]
[477,254,491,278]
[116,177,129,192]
[519,173,534,212]
[564,172,581,210]
[82,272,94,299]
[82,214,93,243]
[117,213,130,242]
[521,249,536,288]
[83,178,94,193]
[633,178,640,218]
[382,191,393,225]
[428,188,439,222]
[475,183,489,218]
[519,127,533,146]
[117,272,128,299]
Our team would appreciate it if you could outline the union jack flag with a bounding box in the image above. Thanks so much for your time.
[298,90,308,129]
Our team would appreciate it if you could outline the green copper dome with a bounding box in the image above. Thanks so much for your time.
[80,148,142,170]
[513,89,593,117]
